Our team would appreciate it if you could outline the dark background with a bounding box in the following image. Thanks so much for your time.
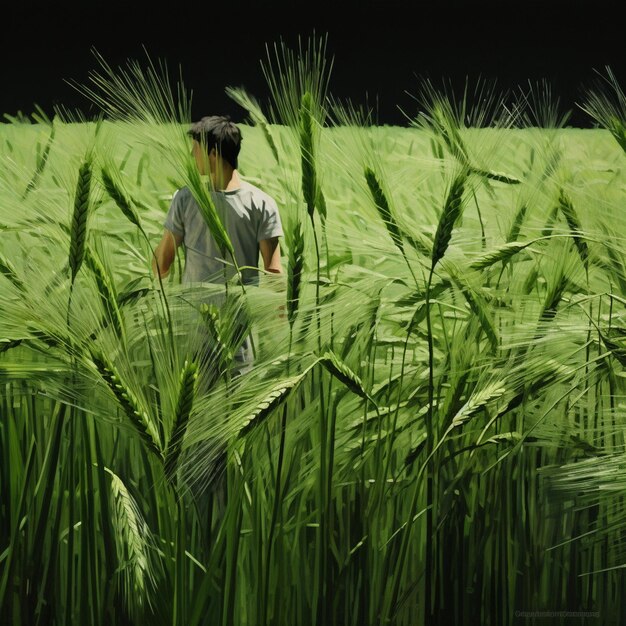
[1,0,623,127]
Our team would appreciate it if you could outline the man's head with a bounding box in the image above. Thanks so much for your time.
[188,115,242,173]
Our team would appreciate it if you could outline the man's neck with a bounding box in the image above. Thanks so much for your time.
[214,168,241,191]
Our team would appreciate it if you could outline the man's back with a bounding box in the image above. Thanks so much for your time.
[164,179,283,286]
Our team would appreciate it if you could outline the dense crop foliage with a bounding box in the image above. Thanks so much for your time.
[2,40,626,625]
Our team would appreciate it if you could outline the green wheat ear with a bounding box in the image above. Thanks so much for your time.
[430,168,468,271]
[607,116,626,153]
[185,160,235,260]
[0,255,26,292]
[319,351,375,405]
[164,360,198,482]
[599,330,626,367]
[84,246,125,342]
[448,380,507,430]
[506,203,528,243]
[287,221,305,328]
[23,123,56,199]
[558,188,589,269]
[364,166,404,253]
[225,86,280,165]
[69,156,93,284]
[578,66,626,154]
[446,268,499,353]
[431,100,470,163]
[468,240,535,271]
[238,373,309,437]
[105,467,156,615]
[200,303,234,367]
[100,165,142,230]
[299,91,318,220]
[90,348,163,458]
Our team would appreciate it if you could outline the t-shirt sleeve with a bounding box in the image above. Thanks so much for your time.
[163,189,185,238]
[257,196,284,242]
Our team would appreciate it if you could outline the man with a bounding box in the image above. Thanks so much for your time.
[152,115,284,377]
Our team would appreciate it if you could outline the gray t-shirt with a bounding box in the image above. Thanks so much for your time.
[164,179,283,286]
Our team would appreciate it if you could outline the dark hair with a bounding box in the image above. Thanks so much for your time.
[188,115,242,169]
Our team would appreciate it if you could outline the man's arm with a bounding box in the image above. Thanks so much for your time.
[152,229,182,278]
[259,237,282,274]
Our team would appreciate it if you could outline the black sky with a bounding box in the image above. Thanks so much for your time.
[1,0,624,127]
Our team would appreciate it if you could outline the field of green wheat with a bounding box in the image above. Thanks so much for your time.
[2,39,626,625]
